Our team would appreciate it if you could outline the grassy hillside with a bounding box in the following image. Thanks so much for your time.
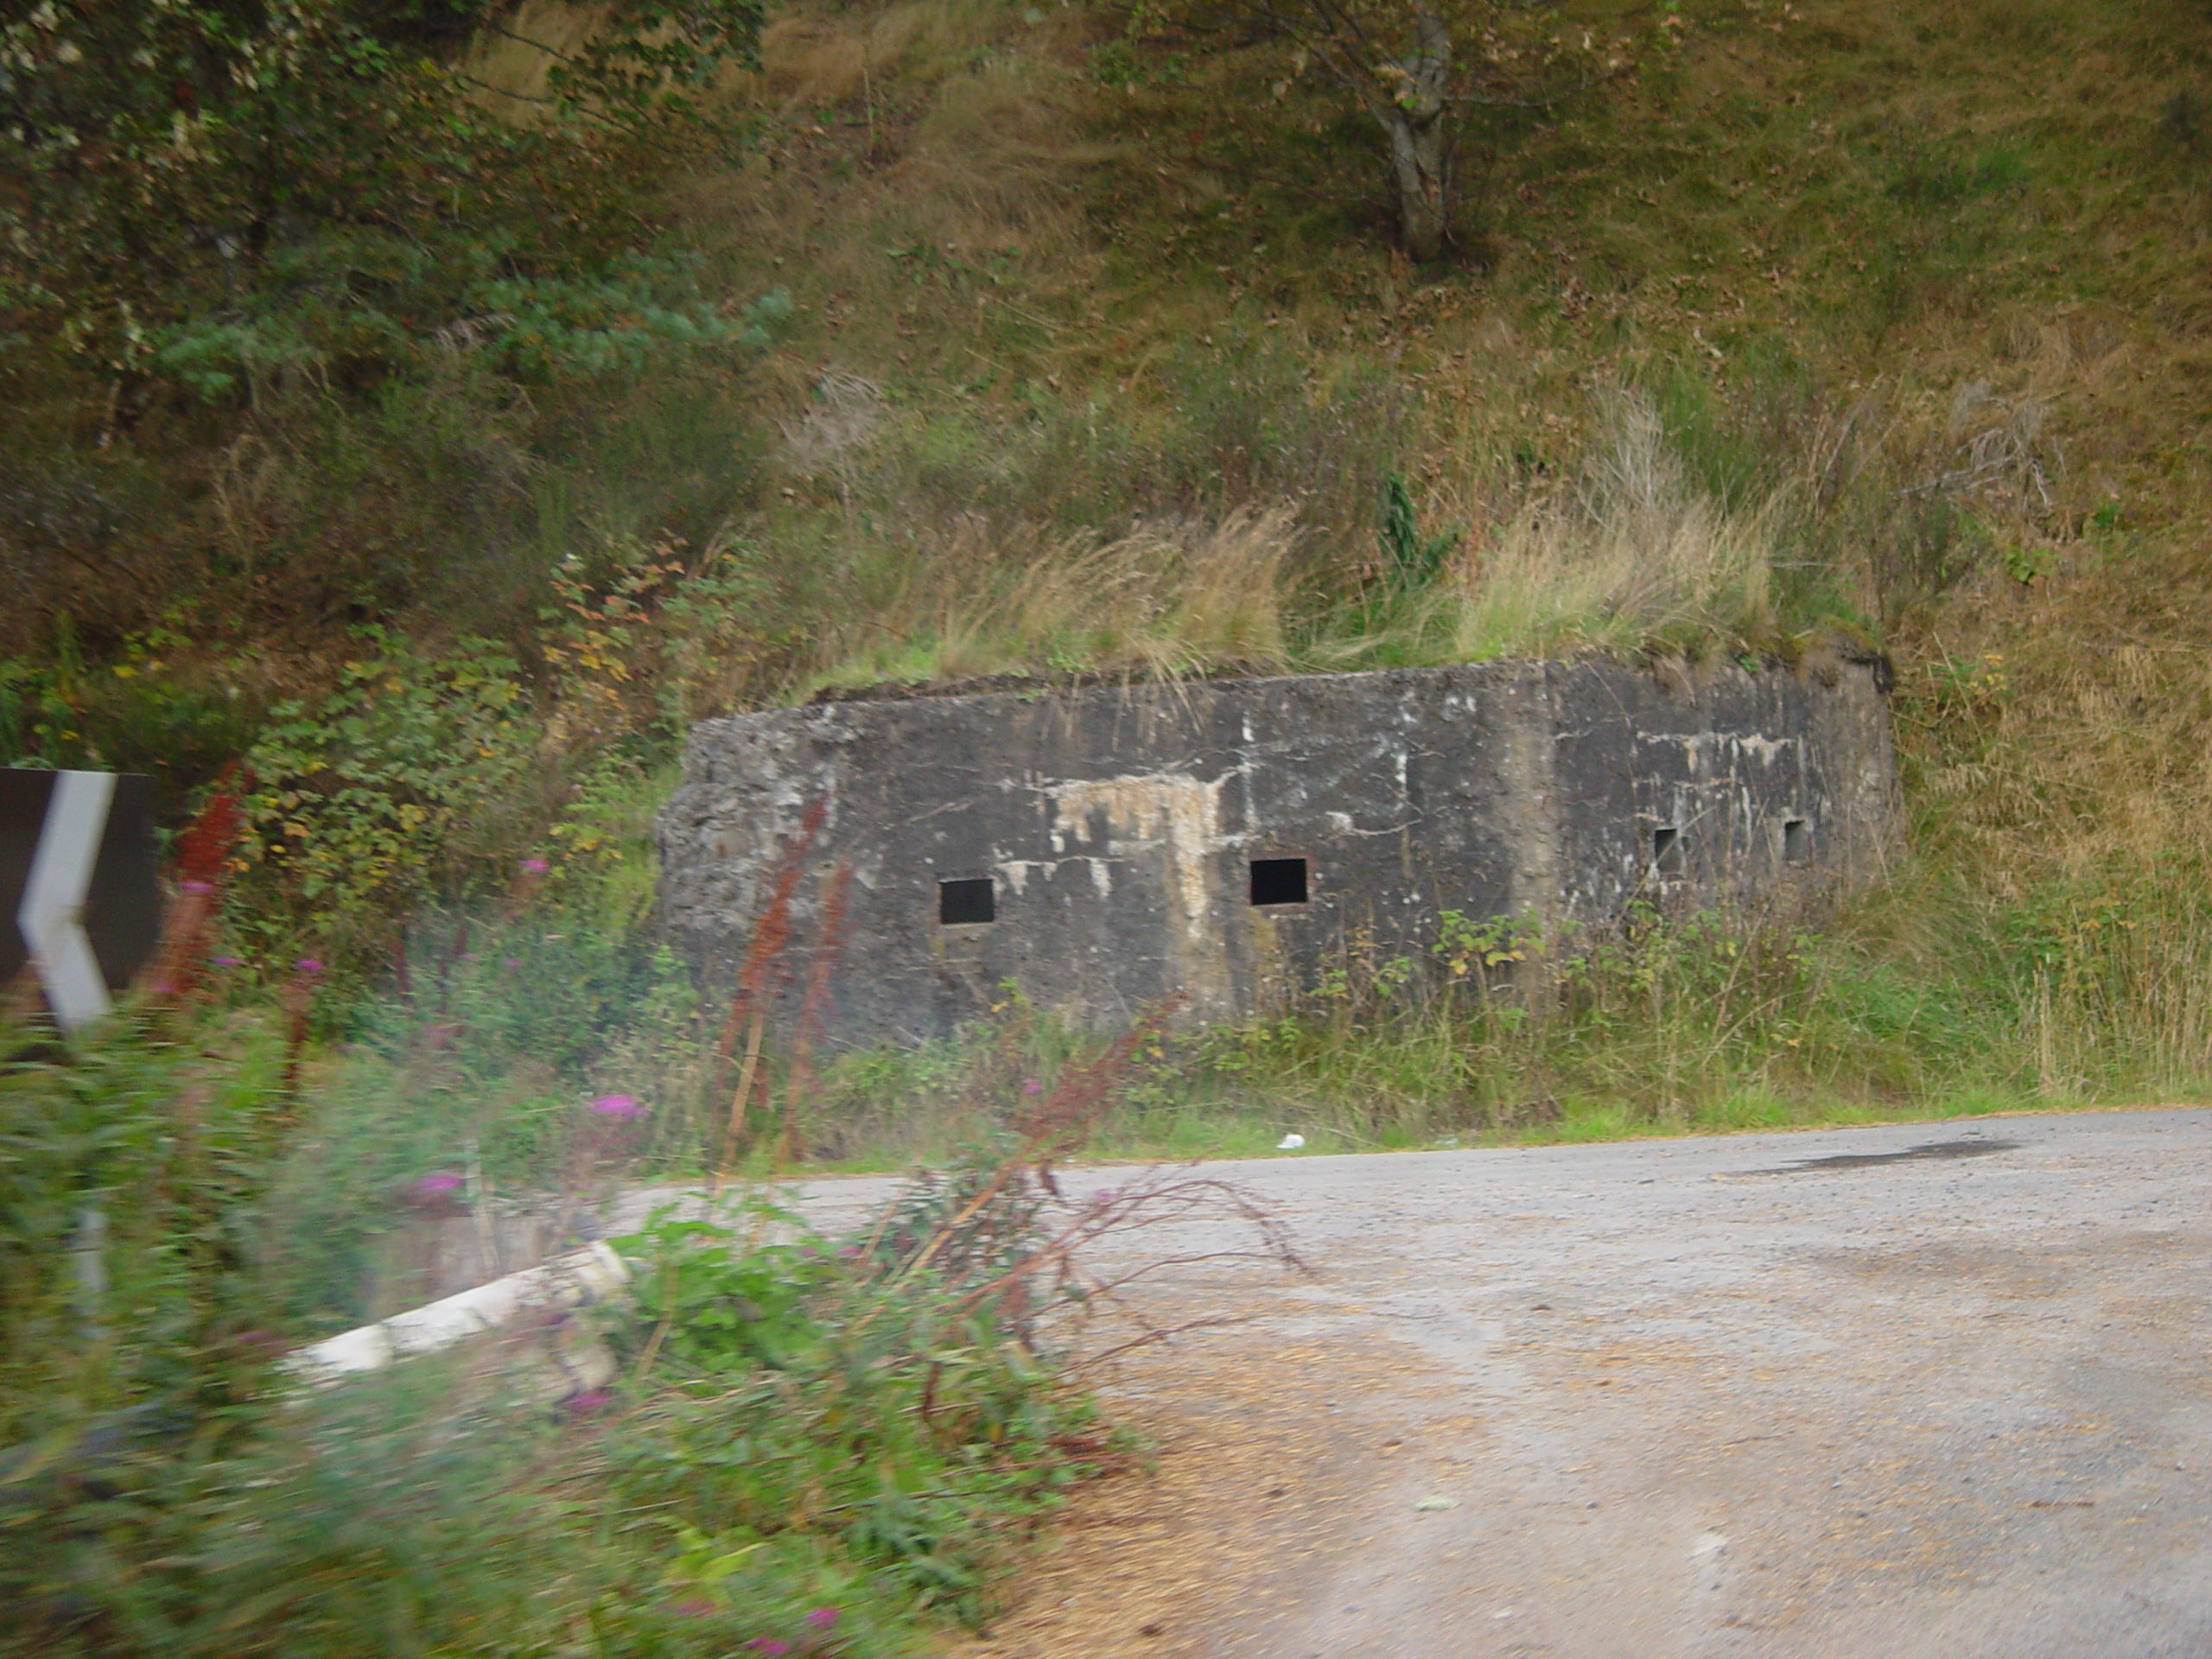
[10,0,2212,1112]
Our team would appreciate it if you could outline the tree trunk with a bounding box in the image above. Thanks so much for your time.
[1383,105,1451,261]
[1375,10,1453,261]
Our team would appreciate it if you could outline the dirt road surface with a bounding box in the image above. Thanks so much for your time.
[888,1108,2212,1658]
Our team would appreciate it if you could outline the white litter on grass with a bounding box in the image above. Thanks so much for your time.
[1277,1133,1306,1150]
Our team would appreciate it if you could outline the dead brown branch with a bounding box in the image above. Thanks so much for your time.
[895,994,1186,1285]
[776,859,854,1168]
[712,799,827,1185]
[950,1166,1310,1325]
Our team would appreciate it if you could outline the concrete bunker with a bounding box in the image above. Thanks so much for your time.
[656,658,1897,1048]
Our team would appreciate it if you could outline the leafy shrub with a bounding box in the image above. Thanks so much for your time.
[0,0,762,396]
[605,1195,1110,1630]
[238,634,539,935]
[0,1024,1116,1656]
[619,1203,830,1373]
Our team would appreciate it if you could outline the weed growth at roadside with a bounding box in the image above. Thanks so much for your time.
[0,868,1307,1657]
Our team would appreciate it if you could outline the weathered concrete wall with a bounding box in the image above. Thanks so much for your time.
[657,658,1897,1046]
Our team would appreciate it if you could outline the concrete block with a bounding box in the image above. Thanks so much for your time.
[656,659,1897,1046]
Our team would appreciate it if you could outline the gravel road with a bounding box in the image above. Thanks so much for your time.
[910,1107,2212,1658]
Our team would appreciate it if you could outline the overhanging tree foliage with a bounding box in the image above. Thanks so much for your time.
[0,0,763,410]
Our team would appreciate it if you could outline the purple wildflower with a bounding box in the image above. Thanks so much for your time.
[296,957,323,975]
[520,857,550,875]
[565,1389,613,1417]
[181,879,213,894]
[412,1172,465,1198]
[803,1607,839,1631]
[589,1094,643,1120]
[1022,1078,1044,1095]
[212,954,243,968]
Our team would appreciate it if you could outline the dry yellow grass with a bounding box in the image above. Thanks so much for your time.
[1440,391,1780,661]
[809,505,1300,690]
[461,0,607,108]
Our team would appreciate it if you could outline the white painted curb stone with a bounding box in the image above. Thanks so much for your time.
[283,1240,632,1390]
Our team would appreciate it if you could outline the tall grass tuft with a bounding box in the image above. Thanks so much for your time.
[1447,391,1780,662]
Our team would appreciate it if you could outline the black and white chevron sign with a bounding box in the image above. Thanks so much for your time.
[1,770,160,1033]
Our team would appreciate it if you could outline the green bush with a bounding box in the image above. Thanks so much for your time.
[609,1197,1098,1629]
[0,882,1133,1652]
[0,1032,1107,1657]
[238,634,540,939]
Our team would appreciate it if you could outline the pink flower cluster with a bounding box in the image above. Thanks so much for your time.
[736,1607,839,1655]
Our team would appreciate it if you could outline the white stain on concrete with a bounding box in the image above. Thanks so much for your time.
[1045,771,1233,1010]
[993,855,1120,900]
[1046,772,1226,939]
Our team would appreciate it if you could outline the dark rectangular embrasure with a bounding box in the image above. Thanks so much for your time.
[1249,856,1309,906]
[938,877,995,925]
